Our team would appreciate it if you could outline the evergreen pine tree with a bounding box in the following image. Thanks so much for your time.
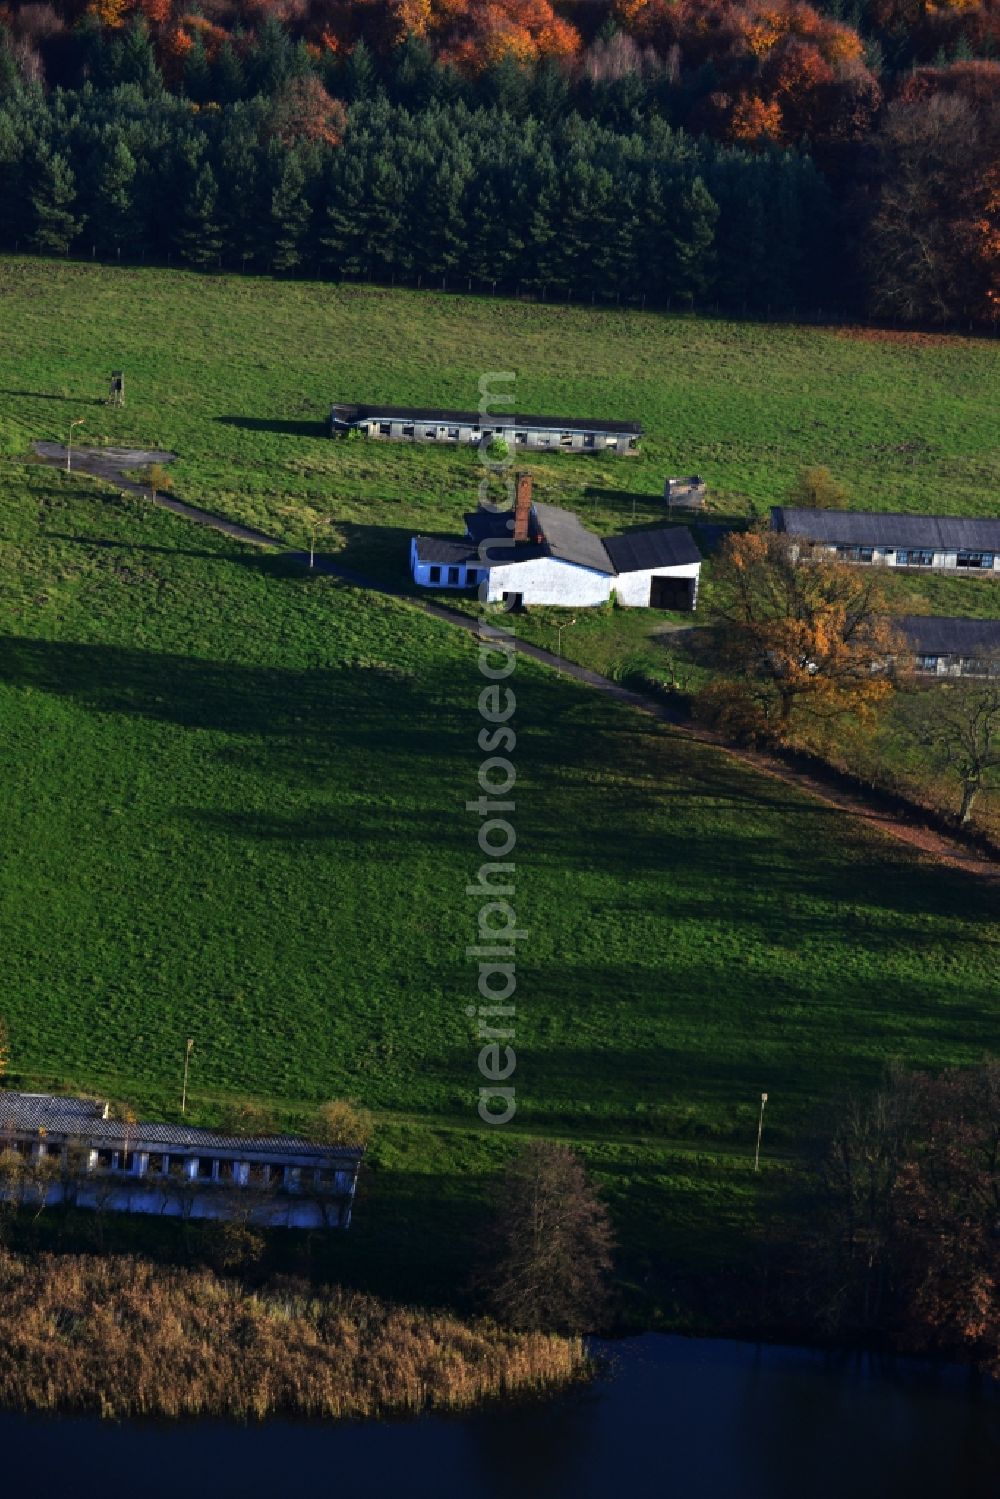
[217,121,259,267]
[481,53,530,116]
[411,155,468,285]
[320,149,367,276]
[248,16,293,98]
[345,40,376,103]
[214,41,245,105]
[391,36,438,112]
[117,17,161,93]
[521,150,561,292]
[29,149,81,255]
[466,166,523,287]
[366,154,408,278]
[183,33,212,105]
[90,134,139,259]
[0,30,19,97]
[530,59,570,124]
[0,110,27,249]
[267,145,311,272]
[175,156,223,268]
[664,174,717,305]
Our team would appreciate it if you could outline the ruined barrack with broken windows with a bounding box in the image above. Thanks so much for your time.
[0,1091,363,1229]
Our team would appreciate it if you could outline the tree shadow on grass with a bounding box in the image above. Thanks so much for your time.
[0,634,992,939]
[216,415,329,440]
[0,389,106,405]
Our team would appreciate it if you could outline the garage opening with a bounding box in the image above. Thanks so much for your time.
[649,576,695,611]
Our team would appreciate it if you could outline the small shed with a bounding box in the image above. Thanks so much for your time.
[664,476,706,509]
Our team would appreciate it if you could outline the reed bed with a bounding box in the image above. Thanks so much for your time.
[0,1250,587,1420]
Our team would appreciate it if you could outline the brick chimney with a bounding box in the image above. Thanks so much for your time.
[513,471,532,543]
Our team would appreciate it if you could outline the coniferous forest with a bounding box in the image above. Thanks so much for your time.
[1,0,998,323]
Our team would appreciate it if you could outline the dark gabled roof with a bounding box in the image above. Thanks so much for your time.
[771,507,1000,552]
[464,509,512,545]
[603,526,702,574]
[531,502,615,573]
[895,615,1000,657]
[419,508,704,577]
[0,1092,362,1160]
[331,403,642,436]
[412,535,481,566]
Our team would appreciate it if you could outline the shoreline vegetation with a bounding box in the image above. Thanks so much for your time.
[0,1249,588,1421]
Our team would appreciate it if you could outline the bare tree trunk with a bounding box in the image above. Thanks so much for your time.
[958,779,979,826]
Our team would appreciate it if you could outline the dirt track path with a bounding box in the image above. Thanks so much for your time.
[37,443,998,882]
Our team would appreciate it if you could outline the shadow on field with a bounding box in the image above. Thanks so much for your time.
[216,415,328,440]
[48,531,239,565]
[320,520,423,589]
[0,388,105,405]
[0,634,991,938]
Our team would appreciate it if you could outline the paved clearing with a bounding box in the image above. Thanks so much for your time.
[34,441,997,882]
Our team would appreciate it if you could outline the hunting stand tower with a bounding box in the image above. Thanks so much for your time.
[107,370,125,408]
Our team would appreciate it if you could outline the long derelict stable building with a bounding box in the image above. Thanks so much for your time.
[0,1091,362,1229]
[770,506,1000,574]
[330,402,642,454]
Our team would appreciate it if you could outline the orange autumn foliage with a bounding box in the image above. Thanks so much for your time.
[180,14,229,59]
[138,0,172,24]
[270,74,347,145]
[86,0,129,26]
[730,92,783,140]
[434,0,580,72]
[704,528,900,741]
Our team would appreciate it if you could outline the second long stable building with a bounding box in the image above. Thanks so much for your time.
[330,402,642,454]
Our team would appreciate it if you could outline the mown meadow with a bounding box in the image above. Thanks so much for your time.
[0,258,997,1319]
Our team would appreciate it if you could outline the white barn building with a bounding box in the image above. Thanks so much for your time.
[410,473,701,610]
[771,507,1000,574]
[331,403,642,455]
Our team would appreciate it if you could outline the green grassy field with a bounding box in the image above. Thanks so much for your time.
[3,255,996,689]
[0,259,997,1319]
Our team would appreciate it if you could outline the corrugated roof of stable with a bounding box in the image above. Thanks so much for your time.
[896,615,1000,656]
[0,1092,362,1159]
[772,507,1000,552]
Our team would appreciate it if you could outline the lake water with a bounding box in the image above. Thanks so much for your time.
[1,1333,997,1498]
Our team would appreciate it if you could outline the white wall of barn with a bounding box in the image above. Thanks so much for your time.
[804,543,1000,574]
[358,419,636,453]
[485,556,611,606]
[613,561,702,607]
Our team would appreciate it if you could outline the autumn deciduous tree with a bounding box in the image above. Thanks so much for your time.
[866,93,989,324]
[315,1098,374,1149]
[700,529,899,741]
[811,1062,1000,1373]
[143,462,173,500]
[812,1068,916,1331]
[478,1141,614,1333]
[894,1064,1000,1374]
[269,75,348,148]
[788,464,848,509]
[730,93,783,144]
[899,670,1000,825]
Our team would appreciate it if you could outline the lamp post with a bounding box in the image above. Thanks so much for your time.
[553,616,577,676]
[308,514,335,569]
[754,1091,768,1172]
[181,1037,194,1115]
[66,418,84,474]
